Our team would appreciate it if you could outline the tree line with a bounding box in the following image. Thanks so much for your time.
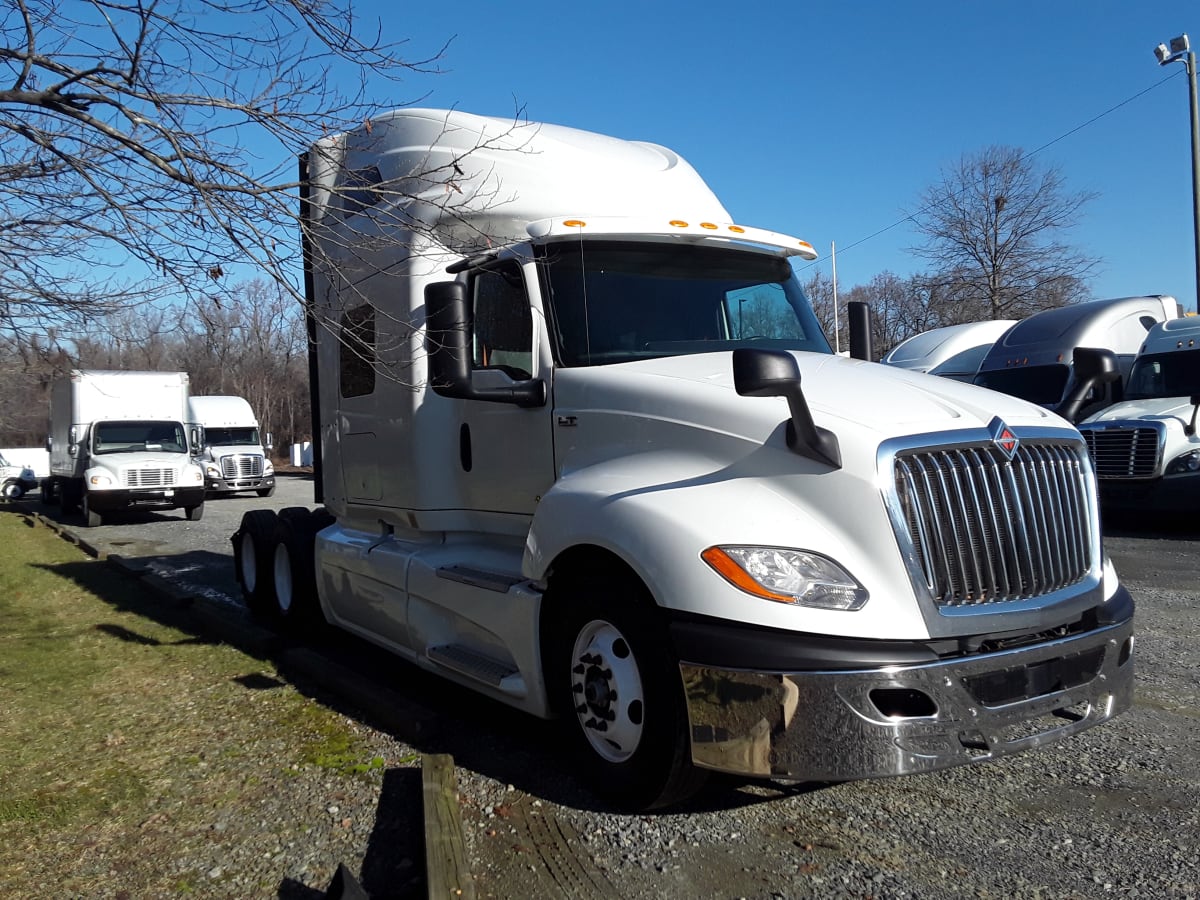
[0,280,309,454]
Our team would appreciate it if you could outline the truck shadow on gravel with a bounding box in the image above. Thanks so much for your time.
[31,536,804,818]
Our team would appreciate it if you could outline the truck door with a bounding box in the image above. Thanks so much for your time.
[453,261,555,519]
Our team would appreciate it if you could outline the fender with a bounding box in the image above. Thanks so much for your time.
[523,445,934,641]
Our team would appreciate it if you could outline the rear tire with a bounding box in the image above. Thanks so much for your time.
[270,507,324,630]
[233,509,279,617]
[40,479,54,505]
[546,573,707,811]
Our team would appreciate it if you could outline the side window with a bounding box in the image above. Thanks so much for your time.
[340,304,376,398]
[472,266,533,379]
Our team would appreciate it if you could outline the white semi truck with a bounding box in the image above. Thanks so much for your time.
[45,370,206,526]
[1077,316,1200,511]
[188,395,276,497]
[973,295,1179,422]
[234,109,1135,809]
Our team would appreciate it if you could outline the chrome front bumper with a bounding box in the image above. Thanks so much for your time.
[682,618,1134,781]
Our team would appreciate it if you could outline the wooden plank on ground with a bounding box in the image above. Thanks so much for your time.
[423,753,475,899]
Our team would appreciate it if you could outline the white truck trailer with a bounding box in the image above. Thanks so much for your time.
[234,108,1134,809]
[1077,316,1200,511]
[188,395,276,497]
[45,370,206,526]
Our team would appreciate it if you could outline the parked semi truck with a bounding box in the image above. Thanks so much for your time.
[234,108,1134,809]
[1077,316,1200,511]
[45,370,206,526]
[881,319,1016,382]
[973,295,1178,422]
[188,395,276,497]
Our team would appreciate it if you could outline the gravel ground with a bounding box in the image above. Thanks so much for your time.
[16,486,1200,899]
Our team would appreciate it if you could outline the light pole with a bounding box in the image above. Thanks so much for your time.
[1155,34,1200,310]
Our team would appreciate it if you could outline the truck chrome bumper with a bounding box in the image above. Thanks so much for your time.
[681,617,1134,781]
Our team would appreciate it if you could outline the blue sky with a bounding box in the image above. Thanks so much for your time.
[352,1,1200,313]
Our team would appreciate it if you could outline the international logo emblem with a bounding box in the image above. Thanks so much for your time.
[988,416,1019,460]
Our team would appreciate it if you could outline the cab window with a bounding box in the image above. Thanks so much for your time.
[471,264,533,379]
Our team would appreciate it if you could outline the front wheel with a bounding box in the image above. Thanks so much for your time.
[548,577,706,810]
[81,490,103,527]
[184,501,205,521]
[256,484,276,498]
[1,480,23,501]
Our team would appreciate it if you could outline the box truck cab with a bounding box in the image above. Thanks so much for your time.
[1077,316,1200,511]
[45,370,206,526]
[188,395,276,497]
[881,320,1017,382]
[973,296,1178,422]
[234,109,1134,810]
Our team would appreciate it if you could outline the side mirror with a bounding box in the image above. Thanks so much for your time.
[265,432,275,452]
[424,281,546,408]
[1056,347,1119,423]
[733,349,841,468]
[1187,394,1200,437]
[190,426,203,453]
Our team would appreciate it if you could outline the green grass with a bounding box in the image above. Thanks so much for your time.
[0,508,390,894]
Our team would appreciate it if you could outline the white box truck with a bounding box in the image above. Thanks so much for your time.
[1077,316,1200,511]
[234,109,1134,809]
[188,395,276,497]
[45,370,206,526]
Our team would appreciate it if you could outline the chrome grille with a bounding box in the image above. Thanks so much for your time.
[1079,425,1162,479]
[124,467,175,488]
[894,441,1092,607]
[220,454,264,479]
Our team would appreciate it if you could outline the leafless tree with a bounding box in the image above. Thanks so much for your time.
[0,0,448,343]
[908,146,1099,320]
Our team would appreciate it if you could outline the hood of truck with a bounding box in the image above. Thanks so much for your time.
[1081,396,1200,426]
[551,351,1061,453]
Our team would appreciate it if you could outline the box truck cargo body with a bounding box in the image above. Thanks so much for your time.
[233,109,1134,809]
[188,395,276,497]
[45,370,206,526]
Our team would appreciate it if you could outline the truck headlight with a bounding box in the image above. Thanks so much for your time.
[88,474,112,487]
[264,459,274,475]
[205,464,221,478]
[189,467,204,484]
[1166,449,1200,475]
[701,546,868,610]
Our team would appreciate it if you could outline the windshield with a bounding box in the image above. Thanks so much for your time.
[1124,349,1200,401]
[93,420,188,454]
[973,364,1071,407]
[205,426,260,447]
[536,241,832,366]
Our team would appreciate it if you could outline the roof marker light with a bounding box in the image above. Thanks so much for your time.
[700,222,718,230]
[728,225,746,234]
[797,240,815,255]
[669,219,689,227]
[563,219,586,228]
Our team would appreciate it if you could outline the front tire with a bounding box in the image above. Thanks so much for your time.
[184,501,205,521]
[81,490,103,527]
[1,480,22,501]
[256,484,276,498]
[548,575,706,810]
